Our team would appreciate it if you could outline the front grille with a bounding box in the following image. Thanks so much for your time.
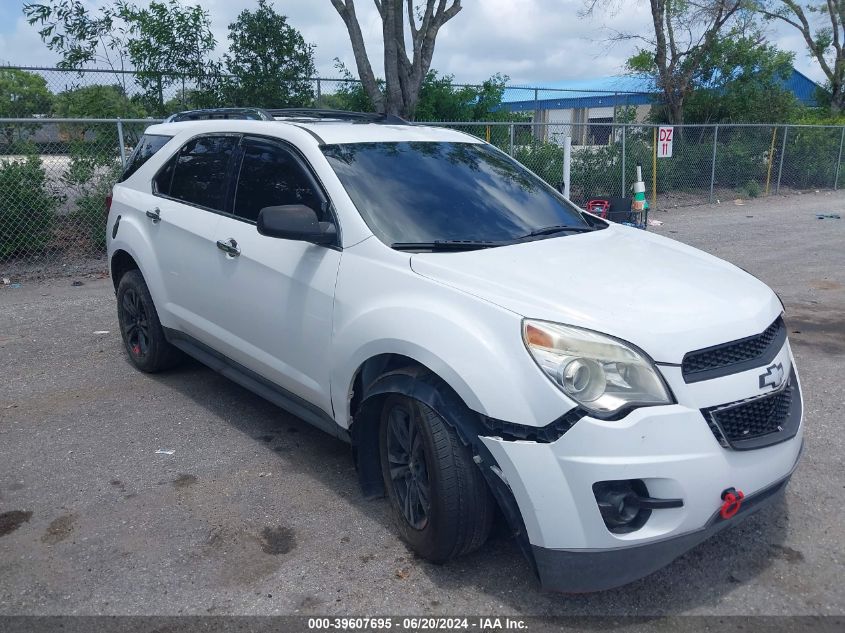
[682,317,786,383]
[702,369,801,450]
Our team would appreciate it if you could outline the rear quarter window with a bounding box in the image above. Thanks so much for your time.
[119,134,172,182]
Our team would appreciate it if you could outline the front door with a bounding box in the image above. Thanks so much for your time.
[210,137,341,416]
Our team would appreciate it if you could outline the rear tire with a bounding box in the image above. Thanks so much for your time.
[379,394,494,563]
[116,269,181,373]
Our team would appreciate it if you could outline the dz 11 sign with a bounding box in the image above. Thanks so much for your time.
[658,126,673,158]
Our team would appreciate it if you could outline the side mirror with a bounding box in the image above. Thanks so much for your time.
[257,205,335,245]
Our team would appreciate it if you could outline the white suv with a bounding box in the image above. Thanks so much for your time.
[107,108,803,592]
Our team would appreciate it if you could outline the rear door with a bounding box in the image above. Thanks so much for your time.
[150,134,240,345]
[209,136,341,415]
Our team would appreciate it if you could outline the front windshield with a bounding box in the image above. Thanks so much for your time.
[321,141,590,246]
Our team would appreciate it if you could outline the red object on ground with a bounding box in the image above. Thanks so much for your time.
[720,488,745,519]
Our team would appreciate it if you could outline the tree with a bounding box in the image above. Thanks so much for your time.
[413,71,508,121]
[682,31,800,123]
[117,0,218,114]
[0,69,53,146]
[588,0,742,124]
[751,1,845,113]
[0,69,53,118]
[24,0,218,112]
[323,61,508,121]
[54,84,145,145]
[23,0,131,91]
[54,84,144,120]
[223,0,316,108]
[330,0,462,118]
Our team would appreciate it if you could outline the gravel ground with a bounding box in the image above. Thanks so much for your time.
[1,191,843,617]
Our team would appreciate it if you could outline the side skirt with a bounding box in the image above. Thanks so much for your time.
[163,327,349,443]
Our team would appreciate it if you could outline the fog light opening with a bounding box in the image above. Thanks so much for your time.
[592,480,652,534]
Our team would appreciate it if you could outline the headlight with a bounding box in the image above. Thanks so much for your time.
[522,319,673,417]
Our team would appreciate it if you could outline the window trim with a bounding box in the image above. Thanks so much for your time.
[225,134,342,247]
[151,132,243,218]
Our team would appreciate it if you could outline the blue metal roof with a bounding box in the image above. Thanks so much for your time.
[784,68,822,106]
[498,69,823,111]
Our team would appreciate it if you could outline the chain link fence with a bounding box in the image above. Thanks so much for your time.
[1,65,650,122]
[437,121,845,207]
[2,117,845,269]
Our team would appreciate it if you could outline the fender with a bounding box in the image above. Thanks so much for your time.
[351,366,537,574]
[108,195,173,328]
[329,239,577,430]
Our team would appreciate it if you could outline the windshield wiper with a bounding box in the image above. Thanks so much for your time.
[519,224,595,239]
[391,240,504,251]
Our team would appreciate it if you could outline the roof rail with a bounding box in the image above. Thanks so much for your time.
[267,108,410,125]
[163,106,410,125]
[165,107,274,122]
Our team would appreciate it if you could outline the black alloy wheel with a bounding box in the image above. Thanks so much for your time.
[121,287,150,360]
[385,400,431,530]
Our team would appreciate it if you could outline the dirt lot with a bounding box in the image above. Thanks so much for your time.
[1,191,844,618]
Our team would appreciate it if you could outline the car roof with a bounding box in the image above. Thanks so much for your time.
[142,119,481,146]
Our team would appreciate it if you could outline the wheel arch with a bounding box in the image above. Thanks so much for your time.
[349,356,481,499]
[349,355,537,571]
[110,248,139,291]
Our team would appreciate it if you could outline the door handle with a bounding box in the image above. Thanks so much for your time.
[216,238,241,257]
[145,208,161,223]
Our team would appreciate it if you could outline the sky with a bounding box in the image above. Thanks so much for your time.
[0,0,829,87]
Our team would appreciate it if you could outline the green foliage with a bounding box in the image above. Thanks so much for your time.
[0,156,61,258]
[25,0,218,113]
[414,72,509,122]
[324,62,509,122]
[69,158,122,250]
[626,49,656,75]
[118,0,218,114]
[682,33,800,123]
[54,85,145,148]
[55,84,144,119]
[0,69,53,117]
[0,69,54,147]
[742,179,762,198]
[222,0,315,108]
[23,0,130,81]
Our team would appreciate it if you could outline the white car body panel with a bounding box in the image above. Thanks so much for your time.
[410,223,782,364]
[208,214,341,415]
[329,236,576,427]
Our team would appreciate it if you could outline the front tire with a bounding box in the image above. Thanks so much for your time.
[116,269,181,373]
[379,394,494,563]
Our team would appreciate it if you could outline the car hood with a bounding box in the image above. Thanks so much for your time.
[409,224,782,364]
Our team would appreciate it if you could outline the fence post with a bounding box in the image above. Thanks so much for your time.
[709,124,719,204]
[509,123,515,156]
[316,78,322,108]
[117,118,127,168]
[835,126,845,190]
[621,124,626,197]
[776,125,788,195]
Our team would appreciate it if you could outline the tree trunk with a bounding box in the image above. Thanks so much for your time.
[331,0,461,119]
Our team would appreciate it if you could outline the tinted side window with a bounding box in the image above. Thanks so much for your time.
[168,135,239,211]
[120,134,172,182]
[233,141,323,223]
[154,155,176,196]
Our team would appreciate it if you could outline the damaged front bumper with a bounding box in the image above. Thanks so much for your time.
[478,399,804,592]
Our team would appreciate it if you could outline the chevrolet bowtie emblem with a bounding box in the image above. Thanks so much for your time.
[759,362,785,390]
